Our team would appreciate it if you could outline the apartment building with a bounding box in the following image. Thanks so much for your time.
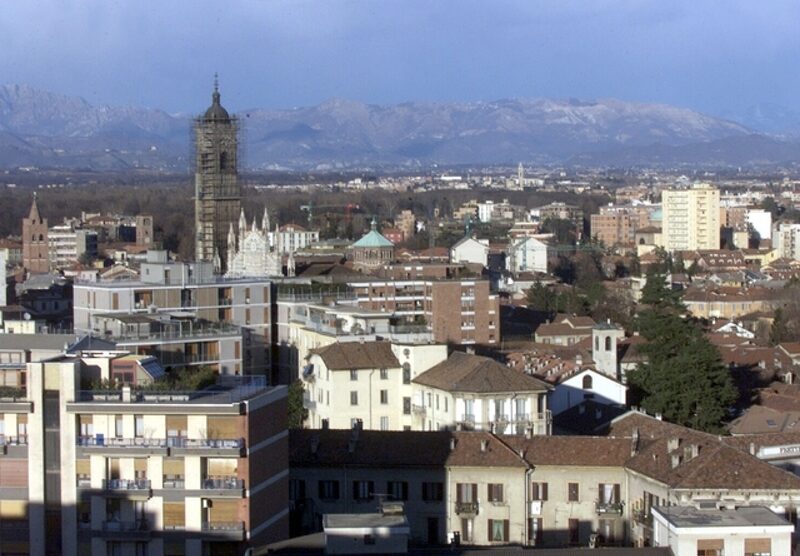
[0,351,288,555]
[775,223,800,260]
[348,278,500,346]
[507,235,556,275]
[268,224,320,255]
[661,183,720,252]
[49,224,99,268]
[302,341,448,431]
[73,252,272,378]
[590,205,652,248]
[288,413,800,550]
[534,315,596,346]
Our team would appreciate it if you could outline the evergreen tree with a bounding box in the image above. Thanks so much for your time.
[288,380,308,429]
[628,276,736,433]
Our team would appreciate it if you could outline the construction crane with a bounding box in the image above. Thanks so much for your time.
[300,202,361,227]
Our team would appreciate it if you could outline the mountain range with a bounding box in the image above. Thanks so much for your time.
[1,83,799,171]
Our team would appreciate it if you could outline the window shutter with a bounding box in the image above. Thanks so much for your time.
[456,484,463,503]
[543,482,548,501]
[352,481,359,500]
[472,483,478,502]
[369,481,374,499]
[504,520,509,541]
[402,482,408,500]
[744,539,771,553]
[487,520,493,542]
[498,484,503,502]
[614,484,621,502]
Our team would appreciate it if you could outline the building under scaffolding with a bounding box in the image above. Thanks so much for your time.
[194,77,241,270]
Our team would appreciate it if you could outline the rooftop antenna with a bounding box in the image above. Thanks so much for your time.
[213,72,219,94]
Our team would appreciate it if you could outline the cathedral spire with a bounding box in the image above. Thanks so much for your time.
[262,207,270,234]
[239,209,247,235]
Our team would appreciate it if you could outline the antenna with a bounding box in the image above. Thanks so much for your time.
[213,72,219,94]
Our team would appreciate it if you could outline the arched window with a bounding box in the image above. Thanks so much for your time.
[582,374,593,390]
[39,234,44,241]
[594,336,599,351]
[220,151,228,170]
[605,336,612,351]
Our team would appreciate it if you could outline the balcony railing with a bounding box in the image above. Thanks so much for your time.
[202,521,245,532]
[632,509,652,526]
[171,438,244,450]
[302,393,316,411]
[162,477,186,489]
[78,436,168,448]
[203,477,244,490]
[102,519,150,532]
[596,501,624,515]
[412,403,426,415]
[455,502,479,515]
[0,434,28,446]
[103,479,152,491]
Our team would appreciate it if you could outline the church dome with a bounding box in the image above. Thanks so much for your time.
[203,77,230,121]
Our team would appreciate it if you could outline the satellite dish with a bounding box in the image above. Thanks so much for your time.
[23,312,31,321]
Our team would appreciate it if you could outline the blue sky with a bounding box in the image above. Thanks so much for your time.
[2,0,798,115]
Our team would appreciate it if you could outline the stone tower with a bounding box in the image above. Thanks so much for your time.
[194,75,240,270]
[592,321,625,379]
[22,193,50,274]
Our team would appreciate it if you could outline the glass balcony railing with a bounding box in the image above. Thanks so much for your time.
[202,477,244,490]
[103,479,152,491]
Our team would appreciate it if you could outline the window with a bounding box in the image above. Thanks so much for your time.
[350,391,358,406]
[380,416,389,431]
[488,483,504,503]
[402,363,411,384]
[134,415,144,438]
[115,415,123,438]
[605,336,612,351]
[697,539,724,556]
[531,482,549,501]
[568,482,579,502]
[568,518,579,544]
[598,483,620,504]
[456,483,477,503]
[380,390,388,404]
[403,397,411,415]
[352,480,374,501]
[387,481,408,501]
[461,518,474,543]
[528,518,543,545]
[289,479,306,501]
[488,519,509,542]
[582,374,593,389]
[598,518,616,544]
[744,538,771,556]
[363,534,375,545]
[422,482,444,502]
[351,418,362,430]
[318,480,340,500]
[380,368,388,380]
[350,370,358,381]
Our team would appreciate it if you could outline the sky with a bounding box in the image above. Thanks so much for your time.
[2,0,799,116]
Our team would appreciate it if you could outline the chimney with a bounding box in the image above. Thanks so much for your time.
[450,437,457,451]
[480,439,489,452]
[631,428,640,457]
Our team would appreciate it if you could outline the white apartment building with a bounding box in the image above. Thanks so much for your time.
[49,224,98,268]
[746,208,773,242]
[774,223,800,260]
[661,183,720,252]
[268,224,320,255]
[302,341,448,431]
[508,235,555,274]
[450,237,490,268]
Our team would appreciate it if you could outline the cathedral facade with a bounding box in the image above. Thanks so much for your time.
[225,209,282,278]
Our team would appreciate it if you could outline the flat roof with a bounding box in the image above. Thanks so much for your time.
[0,334,78,352]
[653,505,790,529]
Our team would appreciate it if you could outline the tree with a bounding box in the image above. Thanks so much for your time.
[640,271,683,309]
[770,308,789,346]
[288,380,308,429]
[526,280,554,313]
[627,282,736,433]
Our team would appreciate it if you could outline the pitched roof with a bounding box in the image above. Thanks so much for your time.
[413,351,551,394]
[309,341,400,370]
[289,429,527,469]
[352,230,394,248]
[504,435,633,467]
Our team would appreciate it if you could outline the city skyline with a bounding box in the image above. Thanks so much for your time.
[2,0,799,116]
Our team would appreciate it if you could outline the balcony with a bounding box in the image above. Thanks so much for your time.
[77,436,169,456]
[455,502,479,515]
[201,521,246,540]
[632,509,652,526]
[169,437,246,457]
[596,501,624,515]
[162,477,186,489]
[302,392,316,411]
[0,435,28,457]
[100,519,152,540]
[102,479,153,499]
[202,476,245,495]
[412,403,426,415]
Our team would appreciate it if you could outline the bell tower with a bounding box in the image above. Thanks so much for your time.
[194,75,240,270]
[22,193,50,274]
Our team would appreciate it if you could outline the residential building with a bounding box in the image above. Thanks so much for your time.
[348,278,500,346]
[508,235,555,274]
[535,202,583,225]
[194,79,241,268]
[449,237,489,268]
[48,223,99,268]
[682,286,785,319]
[302,341,448,431]
[393,210,416,242]
[411,351,552,435]
[534,315,596,346]
[268,223,320,255]
[652,506,793,556]
[775,223,800,260]
[661,183,720,252]
[747,208,773,242]
[73,252,272,378]
[22,195,49,274]
[0,351,289,555]
[590,205,652,248]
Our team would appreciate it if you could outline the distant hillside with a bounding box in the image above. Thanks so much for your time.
[1,83,798,170]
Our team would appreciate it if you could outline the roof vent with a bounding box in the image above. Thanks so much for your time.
[667,437,681,452]
[670,453,682,469]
